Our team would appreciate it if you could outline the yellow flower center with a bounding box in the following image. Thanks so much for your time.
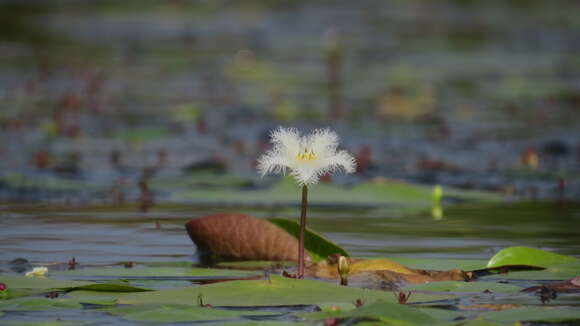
[296,148,316,161]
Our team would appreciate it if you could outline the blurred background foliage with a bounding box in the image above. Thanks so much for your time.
[0,0,579,203]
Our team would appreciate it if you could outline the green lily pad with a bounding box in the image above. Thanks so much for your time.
[0,275,90,291]
[401,281,522,293]
[303,300,436,325]
[54,266,255,278]
[66,283,151,293]
[0,297,82,311]
[481,261,580,280]
[308,301,476,324]
[0,275,149,301]
[53,267,258,290]
[268,218,349,262]
[63,290,122,306]
[214,261,295,270]
[118,275,451,307]
[457,318,506,326]
[487,246,579,268]
[142,261,195,268]
[105,304,268,323]
[417,307,476,322]
[481,306,580,322]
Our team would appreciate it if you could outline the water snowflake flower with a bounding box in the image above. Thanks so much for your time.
[257,127,356,186]
[257,127,356,279]
[25,266,48,278]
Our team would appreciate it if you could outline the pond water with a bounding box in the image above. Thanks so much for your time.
[2,201,578,270]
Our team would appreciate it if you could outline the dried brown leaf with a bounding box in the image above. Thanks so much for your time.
[185,213,306,263]
[308,257,473,290]
[308,258,415,279]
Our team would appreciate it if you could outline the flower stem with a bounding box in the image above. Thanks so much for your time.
[298,185,308,279]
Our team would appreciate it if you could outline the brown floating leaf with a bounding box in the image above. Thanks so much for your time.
[308,258,415,279]
[308,257,473,290]
[412,268,474,282]
[185,213,307,263]
[522,276,580,293]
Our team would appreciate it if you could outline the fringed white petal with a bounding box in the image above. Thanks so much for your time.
[309,128,339,158]
[257,127,356,186]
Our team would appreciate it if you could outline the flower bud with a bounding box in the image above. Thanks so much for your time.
[337,256,350,286]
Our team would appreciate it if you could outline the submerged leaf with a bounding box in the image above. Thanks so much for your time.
[0,275,90,291]
[487,246,579,268]
[185,213,303,262]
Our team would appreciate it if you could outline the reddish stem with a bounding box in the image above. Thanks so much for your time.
[298,185,308,279]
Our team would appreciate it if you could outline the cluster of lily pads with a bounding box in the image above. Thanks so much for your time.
[1,244,579,325]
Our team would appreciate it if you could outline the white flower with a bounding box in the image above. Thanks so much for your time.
[25,266,48,278]
[257,127,356,185]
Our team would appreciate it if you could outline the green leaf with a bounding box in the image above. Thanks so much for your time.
[303,300,436,326]
[106,304,263,323]
[487,246,579,268]
[0,275,90,291]
[481,307,580,322]
[268,218,349,262]
[54,266,255,278]
[0,297,82,311]
[457,318,506,326]
[214,261,295,270]
[480,261,580,281]
[401,281,522,293]
[53,267,257,290]
[63,290,121,306]
[118,275,450,307]
[65,283,151,293]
